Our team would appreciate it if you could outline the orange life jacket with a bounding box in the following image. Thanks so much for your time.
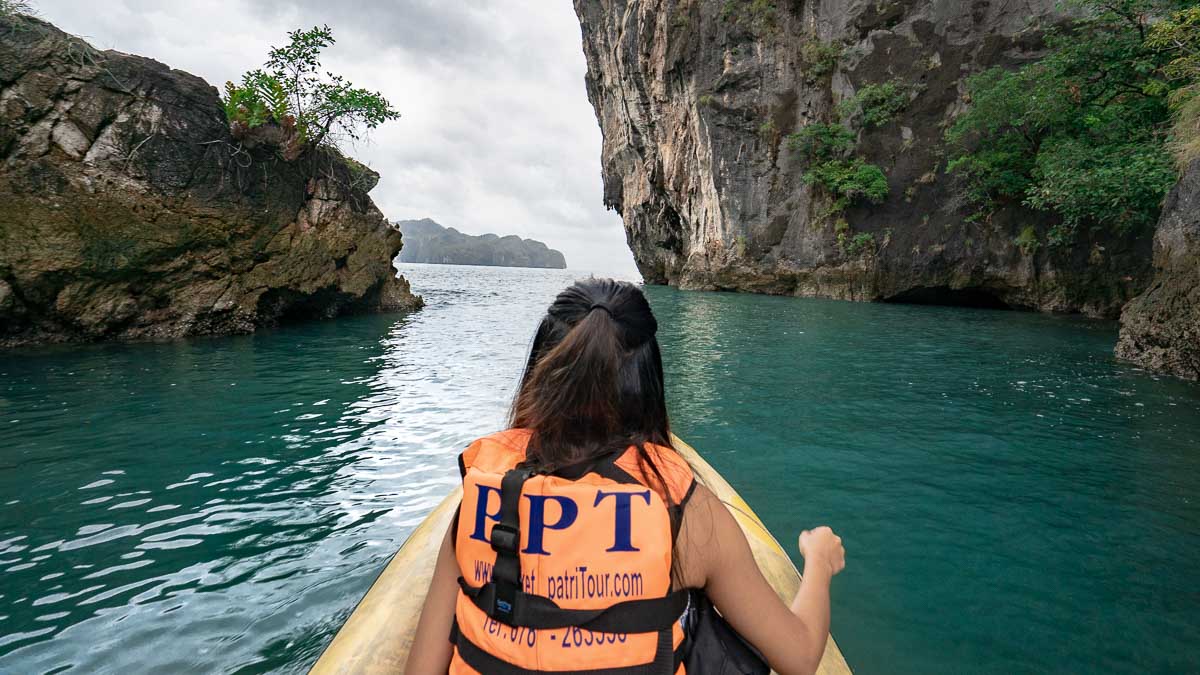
[450,428,696,674]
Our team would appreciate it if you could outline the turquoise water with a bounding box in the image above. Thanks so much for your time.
[1,264,1198,673]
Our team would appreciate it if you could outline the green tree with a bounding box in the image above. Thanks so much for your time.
[223,25,399,155]
[1148,6,1200,165]
[946,0,1192,246]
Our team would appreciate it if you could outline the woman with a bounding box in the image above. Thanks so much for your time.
[407,279,845,675]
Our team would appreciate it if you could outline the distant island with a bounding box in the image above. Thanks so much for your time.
[395,219,567,269]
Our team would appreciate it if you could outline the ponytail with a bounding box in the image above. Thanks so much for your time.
[509,279,671,471]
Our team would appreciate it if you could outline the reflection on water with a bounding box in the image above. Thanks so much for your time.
[669,293,724,417]
[1,266,1198,674]
[0,264,591,673]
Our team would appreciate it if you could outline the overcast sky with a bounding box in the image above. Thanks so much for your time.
[32,0,638,276]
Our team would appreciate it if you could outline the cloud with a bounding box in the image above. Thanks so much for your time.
[243,0,508,69]
[32,0,636,275]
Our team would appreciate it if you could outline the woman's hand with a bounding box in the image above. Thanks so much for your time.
[798,526,845,577]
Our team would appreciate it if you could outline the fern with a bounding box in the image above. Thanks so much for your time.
[251,73,291,122]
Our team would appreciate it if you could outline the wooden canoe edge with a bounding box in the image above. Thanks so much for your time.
[309,488,461,675]
[309,437,852,674]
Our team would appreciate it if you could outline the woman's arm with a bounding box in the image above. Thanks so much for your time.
[677,484,845,675]
[404,523,460,674]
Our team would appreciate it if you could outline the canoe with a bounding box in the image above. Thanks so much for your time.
[310,436,853,674]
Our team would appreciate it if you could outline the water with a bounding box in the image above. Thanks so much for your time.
[1,264,1198,674]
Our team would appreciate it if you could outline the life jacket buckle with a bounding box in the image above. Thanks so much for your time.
[492,579,520,621]
[489,523,520,553]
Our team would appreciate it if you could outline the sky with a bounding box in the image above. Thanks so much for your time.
[31,0,638,276]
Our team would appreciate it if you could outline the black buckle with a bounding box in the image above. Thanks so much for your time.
[490,524,519,553]
[493,579,519,619]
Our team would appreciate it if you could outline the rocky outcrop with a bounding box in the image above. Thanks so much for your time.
[1115,160,1200,380]
[396,218,567,269]
[0,16,421,347]
[573,0,1151,316]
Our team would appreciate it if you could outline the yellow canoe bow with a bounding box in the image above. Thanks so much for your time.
[310,436,852,674]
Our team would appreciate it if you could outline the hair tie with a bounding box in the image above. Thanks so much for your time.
[588,303,614,317]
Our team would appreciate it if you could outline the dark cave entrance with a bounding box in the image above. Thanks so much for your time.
[884,286,1012,310]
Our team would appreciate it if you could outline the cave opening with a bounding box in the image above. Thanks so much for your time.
[884,286,1012,310]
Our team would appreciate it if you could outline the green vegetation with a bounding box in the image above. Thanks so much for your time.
[830,220,876,257]
[1149,6,1200,166]
[721,0,777,35]
[801,40,842,77]
[222,25,399,157]
[786,122,855,157]
[787,122,889,209]
[223,76,287,131]
[947,0,1198,248]
[1014,225,1041,256]
[805,159,889,206]
[672,6,691,31]
[698,94,715,107]
[0,0,35,17]
[845,232,877,257]
[785,77,907,215]
[837,80,913,128]
[759,118,777,139]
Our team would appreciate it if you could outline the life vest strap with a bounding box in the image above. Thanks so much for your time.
[489,467,533,621]
[459,578,689,634]
[452,618,683,675]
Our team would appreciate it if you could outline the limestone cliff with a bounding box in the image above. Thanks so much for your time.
[1115,160,1200,380]
[573,0,1151,316]
[0,16,421,347]
[396,218,567,269]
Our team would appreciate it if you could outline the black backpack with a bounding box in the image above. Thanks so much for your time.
[680,590,770,675]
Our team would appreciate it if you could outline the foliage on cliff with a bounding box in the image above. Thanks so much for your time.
[0,0,35,17]
[222,25,399,158]
[837,80,914,129]
[1150,6,1200,167]
[787,120,889,212]
[719,0,778,35]
[947,0,1197,249]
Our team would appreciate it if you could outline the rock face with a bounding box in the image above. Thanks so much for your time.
[396,218,567,269]
[1115,160,1200,380]
[0,16,421,347]
[573,0,1151,316]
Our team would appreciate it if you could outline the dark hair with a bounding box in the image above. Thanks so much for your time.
[509,278,673,475]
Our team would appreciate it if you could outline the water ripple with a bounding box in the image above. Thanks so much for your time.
[1,267,1198,674]
[0,264,594,673]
